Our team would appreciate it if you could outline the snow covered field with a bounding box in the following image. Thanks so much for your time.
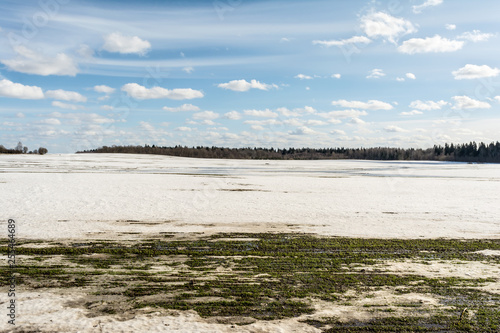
[1,153,499,239]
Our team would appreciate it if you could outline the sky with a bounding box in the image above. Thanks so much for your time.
[0,0,499,153]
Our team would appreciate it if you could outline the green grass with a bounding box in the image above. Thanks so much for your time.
[0,233,498,331]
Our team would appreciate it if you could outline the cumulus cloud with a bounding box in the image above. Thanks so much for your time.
[1,46,78,76]
[294,74,313,80]
[224,111,242,120]
[366,68,385,79]
[305,119,327,126]
[400,110,423,116]
[412,0,443,14]
[93,85,115,94]
[319,110,368,119]
[384,125,407,132]
[217,79,277,92]
[398,35,464,54]
[457,30,494,42]
[162,104,200,112]
[452,64,500,80]
[100,105,114,111]
[445,24,456,31]
[331,99,393,110]
[244,119,281,126]
[0,79,44,99]
[183,66,194,74]
[192,111,219,120]
[331,74,341,79]
[360,12,416,43]
[452,96,491,109]
[39,118,61,125]
[294,106,317,114]
[244,109,279,118]
[409,100,448,110]
[121,83,203,100]
[312,36,371,47]
[330,129,346,135]
[406,73,416,80]
[46,89,87,102]
[102,32,151,55]
[176,126,193,132]
[289,126,315,135]
[349,118,366,125]
[52,101,85,110]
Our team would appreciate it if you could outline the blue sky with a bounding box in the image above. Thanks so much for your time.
[0,0,499,153]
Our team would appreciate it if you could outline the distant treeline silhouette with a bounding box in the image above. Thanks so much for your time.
[77,141,500,163]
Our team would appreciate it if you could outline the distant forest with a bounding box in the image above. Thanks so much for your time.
[77,141,500,163]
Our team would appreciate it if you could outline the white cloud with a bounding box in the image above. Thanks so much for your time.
[52,101,85,110]
[202,120,216,126]
[102,32,151,55]
[412,0,443,14]
[396,77,405,82]
[452,96,491,109]
[46,112,117,125]
[452,64,500,80]
[183,66,194,74]
[331,99,393,110]
[319,110,368,119]
[192,111,219,120]
[46,89,87,102]
[277,107,299,117]
[39,118,61,125]
[409,100,448,110]
[290,126,315,135]
[457,30,494,42]
[495,96,500,103]
[283,118,303,126]
[312,36,371,47]
[400,110,423,116]
[366,68,385,79]
[217,79,277,92]
[360,12,417,43]
[244,119,281,126]
[445,24,456,31]
[176,127,192,132]
[295,74,313,80]
[294,106,317,114]
[16,112,25,118]
[224,111,242,120]
[384,125,407,132]
[100,105,114,111]
[121,83,204,100]
[406,73,416,80]
[398,35,464,54]
[331,74,341,79]
[349,118,366,125]
[244,109,279,118]
[162,104,200,112]
[77,44,94,59]
[0,79,44,99]
[93,85,115,94]
[305,119,327,126]
[330,129,346,135]
[1,46,78,76]
[251,125,264,131]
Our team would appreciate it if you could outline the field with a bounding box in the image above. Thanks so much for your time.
[1,154,499,332]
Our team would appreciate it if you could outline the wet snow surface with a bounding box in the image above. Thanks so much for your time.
[1,153,499,240]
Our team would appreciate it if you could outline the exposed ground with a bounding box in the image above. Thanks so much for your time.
[1,233,499,332]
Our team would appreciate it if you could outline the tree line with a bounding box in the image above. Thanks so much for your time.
[0,142,48,155]
[77,141,500,163]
